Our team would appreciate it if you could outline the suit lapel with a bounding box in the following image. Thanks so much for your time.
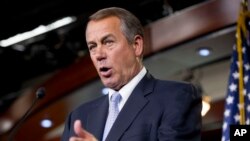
[105,73,155,141]
[86,96,109,140]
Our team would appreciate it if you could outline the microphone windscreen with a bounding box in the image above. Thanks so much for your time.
[36,87,46,99]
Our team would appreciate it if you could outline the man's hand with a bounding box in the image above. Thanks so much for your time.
[69,120,98,141]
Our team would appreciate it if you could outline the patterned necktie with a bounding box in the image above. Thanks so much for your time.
[102,92,121,141]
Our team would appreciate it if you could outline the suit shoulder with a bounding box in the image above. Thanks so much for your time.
[154,79,201,98]
[156,79,191,87]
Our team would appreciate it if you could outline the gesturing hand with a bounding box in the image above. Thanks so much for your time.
[69,120,98,141]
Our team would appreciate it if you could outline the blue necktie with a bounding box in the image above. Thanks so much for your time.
[102,92,121,141]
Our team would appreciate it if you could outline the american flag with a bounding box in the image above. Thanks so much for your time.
[221,1,250,141]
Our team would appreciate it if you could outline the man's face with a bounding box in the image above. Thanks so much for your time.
[86,16,143,90]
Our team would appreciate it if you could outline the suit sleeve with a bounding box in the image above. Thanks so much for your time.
[158,83,202,141]
[61,112,73,141]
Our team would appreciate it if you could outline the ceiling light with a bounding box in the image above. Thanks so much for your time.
[0,16,76,47]
[102,87,109,95]
[0,118,13,133]
[197,47,212,57]
[40,119,53,128]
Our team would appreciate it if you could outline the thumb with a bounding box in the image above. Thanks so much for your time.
[74,120,86,137]
[74,120,95,139]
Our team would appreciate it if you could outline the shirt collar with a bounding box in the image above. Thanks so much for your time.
[108,67,147,101]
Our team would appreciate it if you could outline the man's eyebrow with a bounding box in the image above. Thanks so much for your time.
[101,34,114,42]
[87,41,96,46]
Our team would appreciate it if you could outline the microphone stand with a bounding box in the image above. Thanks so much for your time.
[8,87,45,141]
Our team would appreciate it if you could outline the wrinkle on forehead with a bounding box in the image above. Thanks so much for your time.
[86,16,122,42]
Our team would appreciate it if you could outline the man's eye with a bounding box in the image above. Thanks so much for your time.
[104,40,113,45]
[88,45,96,50]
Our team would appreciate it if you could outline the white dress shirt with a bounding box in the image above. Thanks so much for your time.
[108,67,147,111]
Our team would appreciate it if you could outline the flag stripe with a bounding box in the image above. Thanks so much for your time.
[222,1,250,141]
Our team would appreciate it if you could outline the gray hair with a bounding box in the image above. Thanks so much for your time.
[88,7,144,44]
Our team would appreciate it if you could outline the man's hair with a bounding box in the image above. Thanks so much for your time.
[88,7,144,44]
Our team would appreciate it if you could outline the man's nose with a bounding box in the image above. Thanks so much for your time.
[95,47,107,61]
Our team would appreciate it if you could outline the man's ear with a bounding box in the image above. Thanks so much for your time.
[133,35,144,57]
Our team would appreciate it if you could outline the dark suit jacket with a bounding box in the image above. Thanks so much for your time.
[61,73,202,141]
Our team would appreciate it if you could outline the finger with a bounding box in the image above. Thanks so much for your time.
[74,120,98,141]
[69,136,84,141]
[74,120,86,137]
[73,120,93,138]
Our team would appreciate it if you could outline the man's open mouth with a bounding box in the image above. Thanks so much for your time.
[100,67,110,72]
[99,67,112,77]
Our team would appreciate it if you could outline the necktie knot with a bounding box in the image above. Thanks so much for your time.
[111,92,121,103]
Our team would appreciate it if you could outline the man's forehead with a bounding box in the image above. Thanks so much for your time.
[87,16,121,30]
[86,18,122,39]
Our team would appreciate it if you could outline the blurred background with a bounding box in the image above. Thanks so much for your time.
[0,0,244,140]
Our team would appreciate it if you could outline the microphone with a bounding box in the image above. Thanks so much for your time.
[36,87,46,99]
[8,87,46,141]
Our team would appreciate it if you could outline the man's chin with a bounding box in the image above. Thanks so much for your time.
[101,79,112,87]
[102,80,119,90]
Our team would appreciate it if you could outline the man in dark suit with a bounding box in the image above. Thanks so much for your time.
[61,7,202,141]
